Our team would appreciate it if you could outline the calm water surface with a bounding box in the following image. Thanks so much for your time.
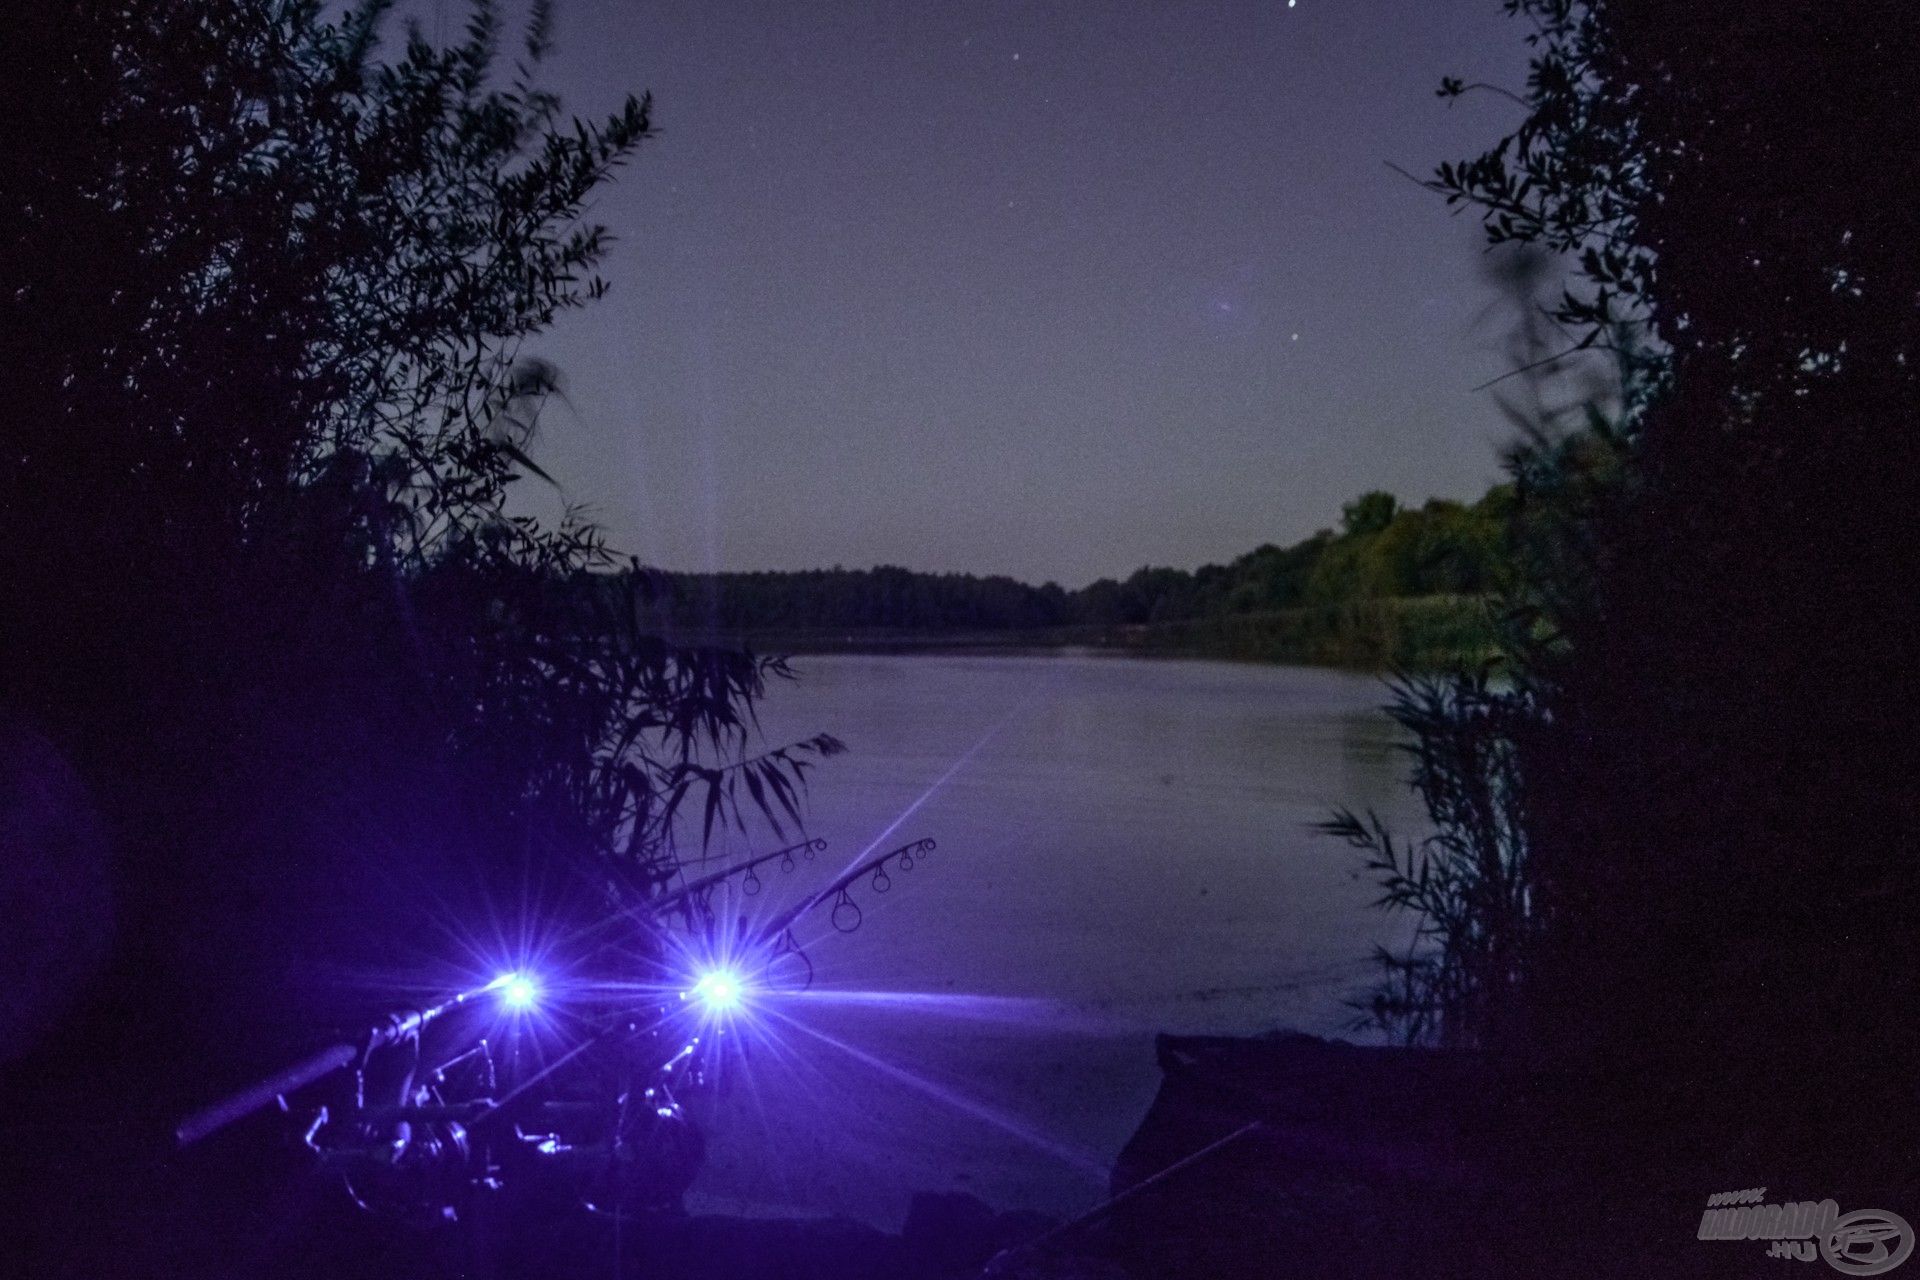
[681,653,1422,1227]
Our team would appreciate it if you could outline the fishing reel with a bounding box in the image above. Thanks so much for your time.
[175,834,940,1229]
[284,980,719,1226]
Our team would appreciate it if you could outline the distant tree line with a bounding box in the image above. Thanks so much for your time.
[640,486,1514,636]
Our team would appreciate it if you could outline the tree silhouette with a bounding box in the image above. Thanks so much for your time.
[0,0,833,1074]
[1432,0,1920,1193]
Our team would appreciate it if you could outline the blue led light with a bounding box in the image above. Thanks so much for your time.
[690,968,745,1013]
[495,972,540,1012]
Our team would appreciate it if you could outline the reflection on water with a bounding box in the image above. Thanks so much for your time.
[683,654,1425,1226]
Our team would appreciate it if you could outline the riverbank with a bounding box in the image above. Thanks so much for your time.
[673,596,1499,671]
[528,1031,1518,1279]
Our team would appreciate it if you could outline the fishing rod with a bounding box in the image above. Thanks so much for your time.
[172,828,948,1228]
[752,837,938,948]
[175,972,538,1148]
[547,836,830,960]
[656,836,829,913]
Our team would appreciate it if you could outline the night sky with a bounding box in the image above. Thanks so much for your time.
[510,0,1532,585]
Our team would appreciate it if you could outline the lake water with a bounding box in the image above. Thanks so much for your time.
[679,653,1423,1228]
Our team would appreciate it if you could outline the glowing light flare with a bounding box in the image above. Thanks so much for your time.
[492,971,541,1012]
[689,967,747,1014]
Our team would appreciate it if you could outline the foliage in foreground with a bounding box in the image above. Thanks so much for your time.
[1,0,828,1055]
[1328,243,1629,1047]
[1322,670,1533,1047]
[1351,0,1920,1188]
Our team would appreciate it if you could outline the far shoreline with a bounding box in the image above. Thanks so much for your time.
[671,596,1499,673]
